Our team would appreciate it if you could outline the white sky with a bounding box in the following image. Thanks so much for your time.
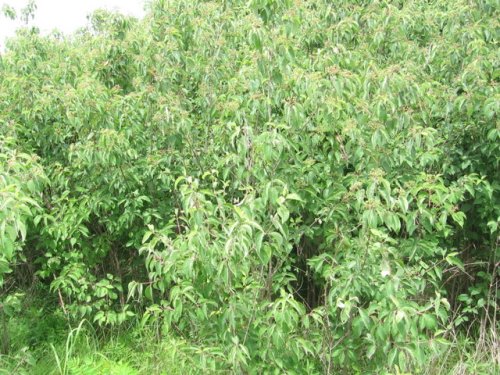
[0,0,146,50]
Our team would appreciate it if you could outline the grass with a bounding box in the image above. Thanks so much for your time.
[0,297,220,374]
[0,294,498,374]
[425,315,499,375]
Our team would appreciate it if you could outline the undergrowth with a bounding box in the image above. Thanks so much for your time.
[0,293,498,374]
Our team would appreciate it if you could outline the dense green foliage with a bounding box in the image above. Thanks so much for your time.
[0,0,498,373]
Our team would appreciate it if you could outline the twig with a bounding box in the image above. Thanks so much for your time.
[58,288,68,316]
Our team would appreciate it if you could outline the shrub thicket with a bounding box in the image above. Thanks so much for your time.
[0,0,498,373]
